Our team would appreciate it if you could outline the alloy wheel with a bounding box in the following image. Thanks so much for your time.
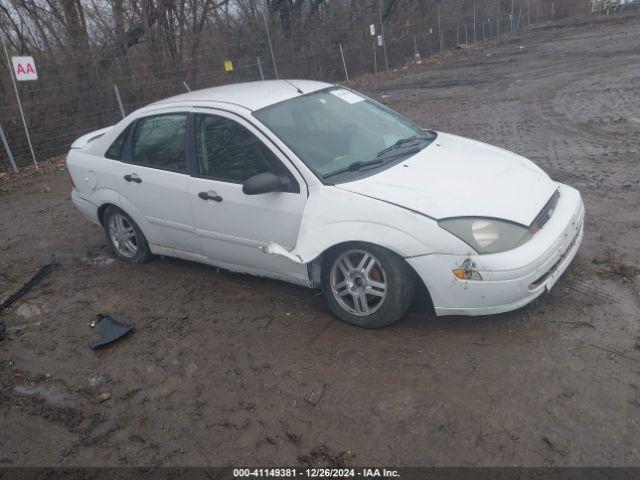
[107,213,138,258]
[330,249,388,316]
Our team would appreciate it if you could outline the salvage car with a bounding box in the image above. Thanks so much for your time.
[67,80,584,328]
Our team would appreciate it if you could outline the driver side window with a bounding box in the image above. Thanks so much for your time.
[195,113,290,184]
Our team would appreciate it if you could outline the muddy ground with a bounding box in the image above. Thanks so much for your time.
[1,12,639,467]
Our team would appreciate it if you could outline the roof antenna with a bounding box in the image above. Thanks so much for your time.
[285,80,303,94]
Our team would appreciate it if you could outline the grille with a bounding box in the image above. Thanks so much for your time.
[531,190,560,231]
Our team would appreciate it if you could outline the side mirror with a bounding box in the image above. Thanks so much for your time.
[242,172,290,195]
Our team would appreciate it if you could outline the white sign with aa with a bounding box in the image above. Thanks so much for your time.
[370,24,376,36]
[12,56,38,81]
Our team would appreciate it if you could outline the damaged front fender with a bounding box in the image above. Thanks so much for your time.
[258,242,304,263]
[255,186,473,266]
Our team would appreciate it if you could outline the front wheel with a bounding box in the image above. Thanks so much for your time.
[321,243,415,328]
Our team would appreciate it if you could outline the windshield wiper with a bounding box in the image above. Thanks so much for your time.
[322,159,384,179]
[376,134,433,158]
[321,133,434,179]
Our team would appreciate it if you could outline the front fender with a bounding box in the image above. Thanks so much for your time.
[275,221,431,263]
[261,185,472,264]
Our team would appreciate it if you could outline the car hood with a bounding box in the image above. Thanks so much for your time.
[336,132,557,226]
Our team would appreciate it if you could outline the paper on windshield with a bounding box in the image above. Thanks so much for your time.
[330,89,364,104]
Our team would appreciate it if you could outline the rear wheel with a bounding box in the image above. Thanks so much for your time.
[321,243,414,328]
[103,206,152,263]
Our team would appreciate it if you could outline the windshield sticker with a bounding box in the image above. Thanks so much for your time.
[330,89,364,104]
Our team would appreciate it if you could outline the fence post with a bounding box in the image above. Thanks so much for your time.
[465,24,468,44]
[263,15,279,79]
[378,0,390,72]
[339,44,349,83]
[113,84,126,118]
[1,33,38,170]
[257,56,265,80]
[437,7,443,52]
[456,27,459,47]
[473,2,477,43]
[373,39,378,75]
[518,6,522,30]
[511,0,515,30]
[0,125,18,173]
[413,35,421,63]
[537,1,541,22]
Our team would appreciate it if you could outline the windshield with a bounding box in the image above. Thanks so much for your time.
[253,87,434,182]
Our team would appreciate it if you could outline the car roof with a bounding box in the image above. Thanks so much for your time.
[151,79,333,111]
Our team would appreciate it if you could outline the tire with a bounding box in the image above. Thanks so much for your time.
[102,206,153,263]
[321,243,415,328]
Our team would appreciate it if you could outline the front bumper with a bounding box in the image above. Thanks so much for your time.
[407,184,585,316]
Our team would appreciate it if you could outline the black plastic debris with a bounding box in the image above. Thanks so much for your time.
[0,256,56,314]
[89,314,135,350]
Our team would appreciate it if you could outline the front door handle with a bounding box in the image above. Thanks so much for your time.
[124,174,142,183]
[198,191,223,202]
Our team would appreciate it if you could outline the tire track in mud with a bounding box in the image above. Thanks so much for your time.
[513,23,640,189]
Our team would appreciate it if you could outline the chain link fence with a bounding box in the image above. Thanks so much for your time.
[0,0,580,173]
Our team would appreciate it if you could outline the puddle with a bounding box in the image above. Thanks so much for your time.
[85,255,115,266]
[15,302,47,318]
[14,384,77,408]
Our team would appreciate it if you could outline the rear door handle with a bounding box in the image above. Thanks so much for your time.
[198,191,223,202]
[124,174,142,183]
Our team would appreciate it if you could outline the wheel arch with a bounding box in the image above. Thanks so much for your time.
[97,202,116,226]
[309,240,435,314]
[94,193,148,236]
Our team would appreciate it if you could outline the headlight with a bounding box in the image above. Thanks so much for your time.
[438,217,532,254]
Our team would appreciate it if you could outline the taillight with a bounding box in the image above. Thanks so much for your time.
[67,169,76,189]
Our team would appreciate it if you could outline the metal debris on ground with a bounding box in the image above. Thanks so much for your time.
[88,313,135,350]
[0,256,56,314]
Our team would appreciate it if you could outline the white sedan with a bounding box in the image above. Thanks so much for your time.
[67,80,584,328]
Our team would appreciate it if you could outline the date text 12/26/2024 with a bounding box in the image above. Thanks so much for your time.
[233,469,400,478]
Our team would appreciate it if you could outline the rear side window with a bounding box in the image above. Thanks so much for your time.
[130,113,188,173]
[105,125,130,160]
[195,113,289,183]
